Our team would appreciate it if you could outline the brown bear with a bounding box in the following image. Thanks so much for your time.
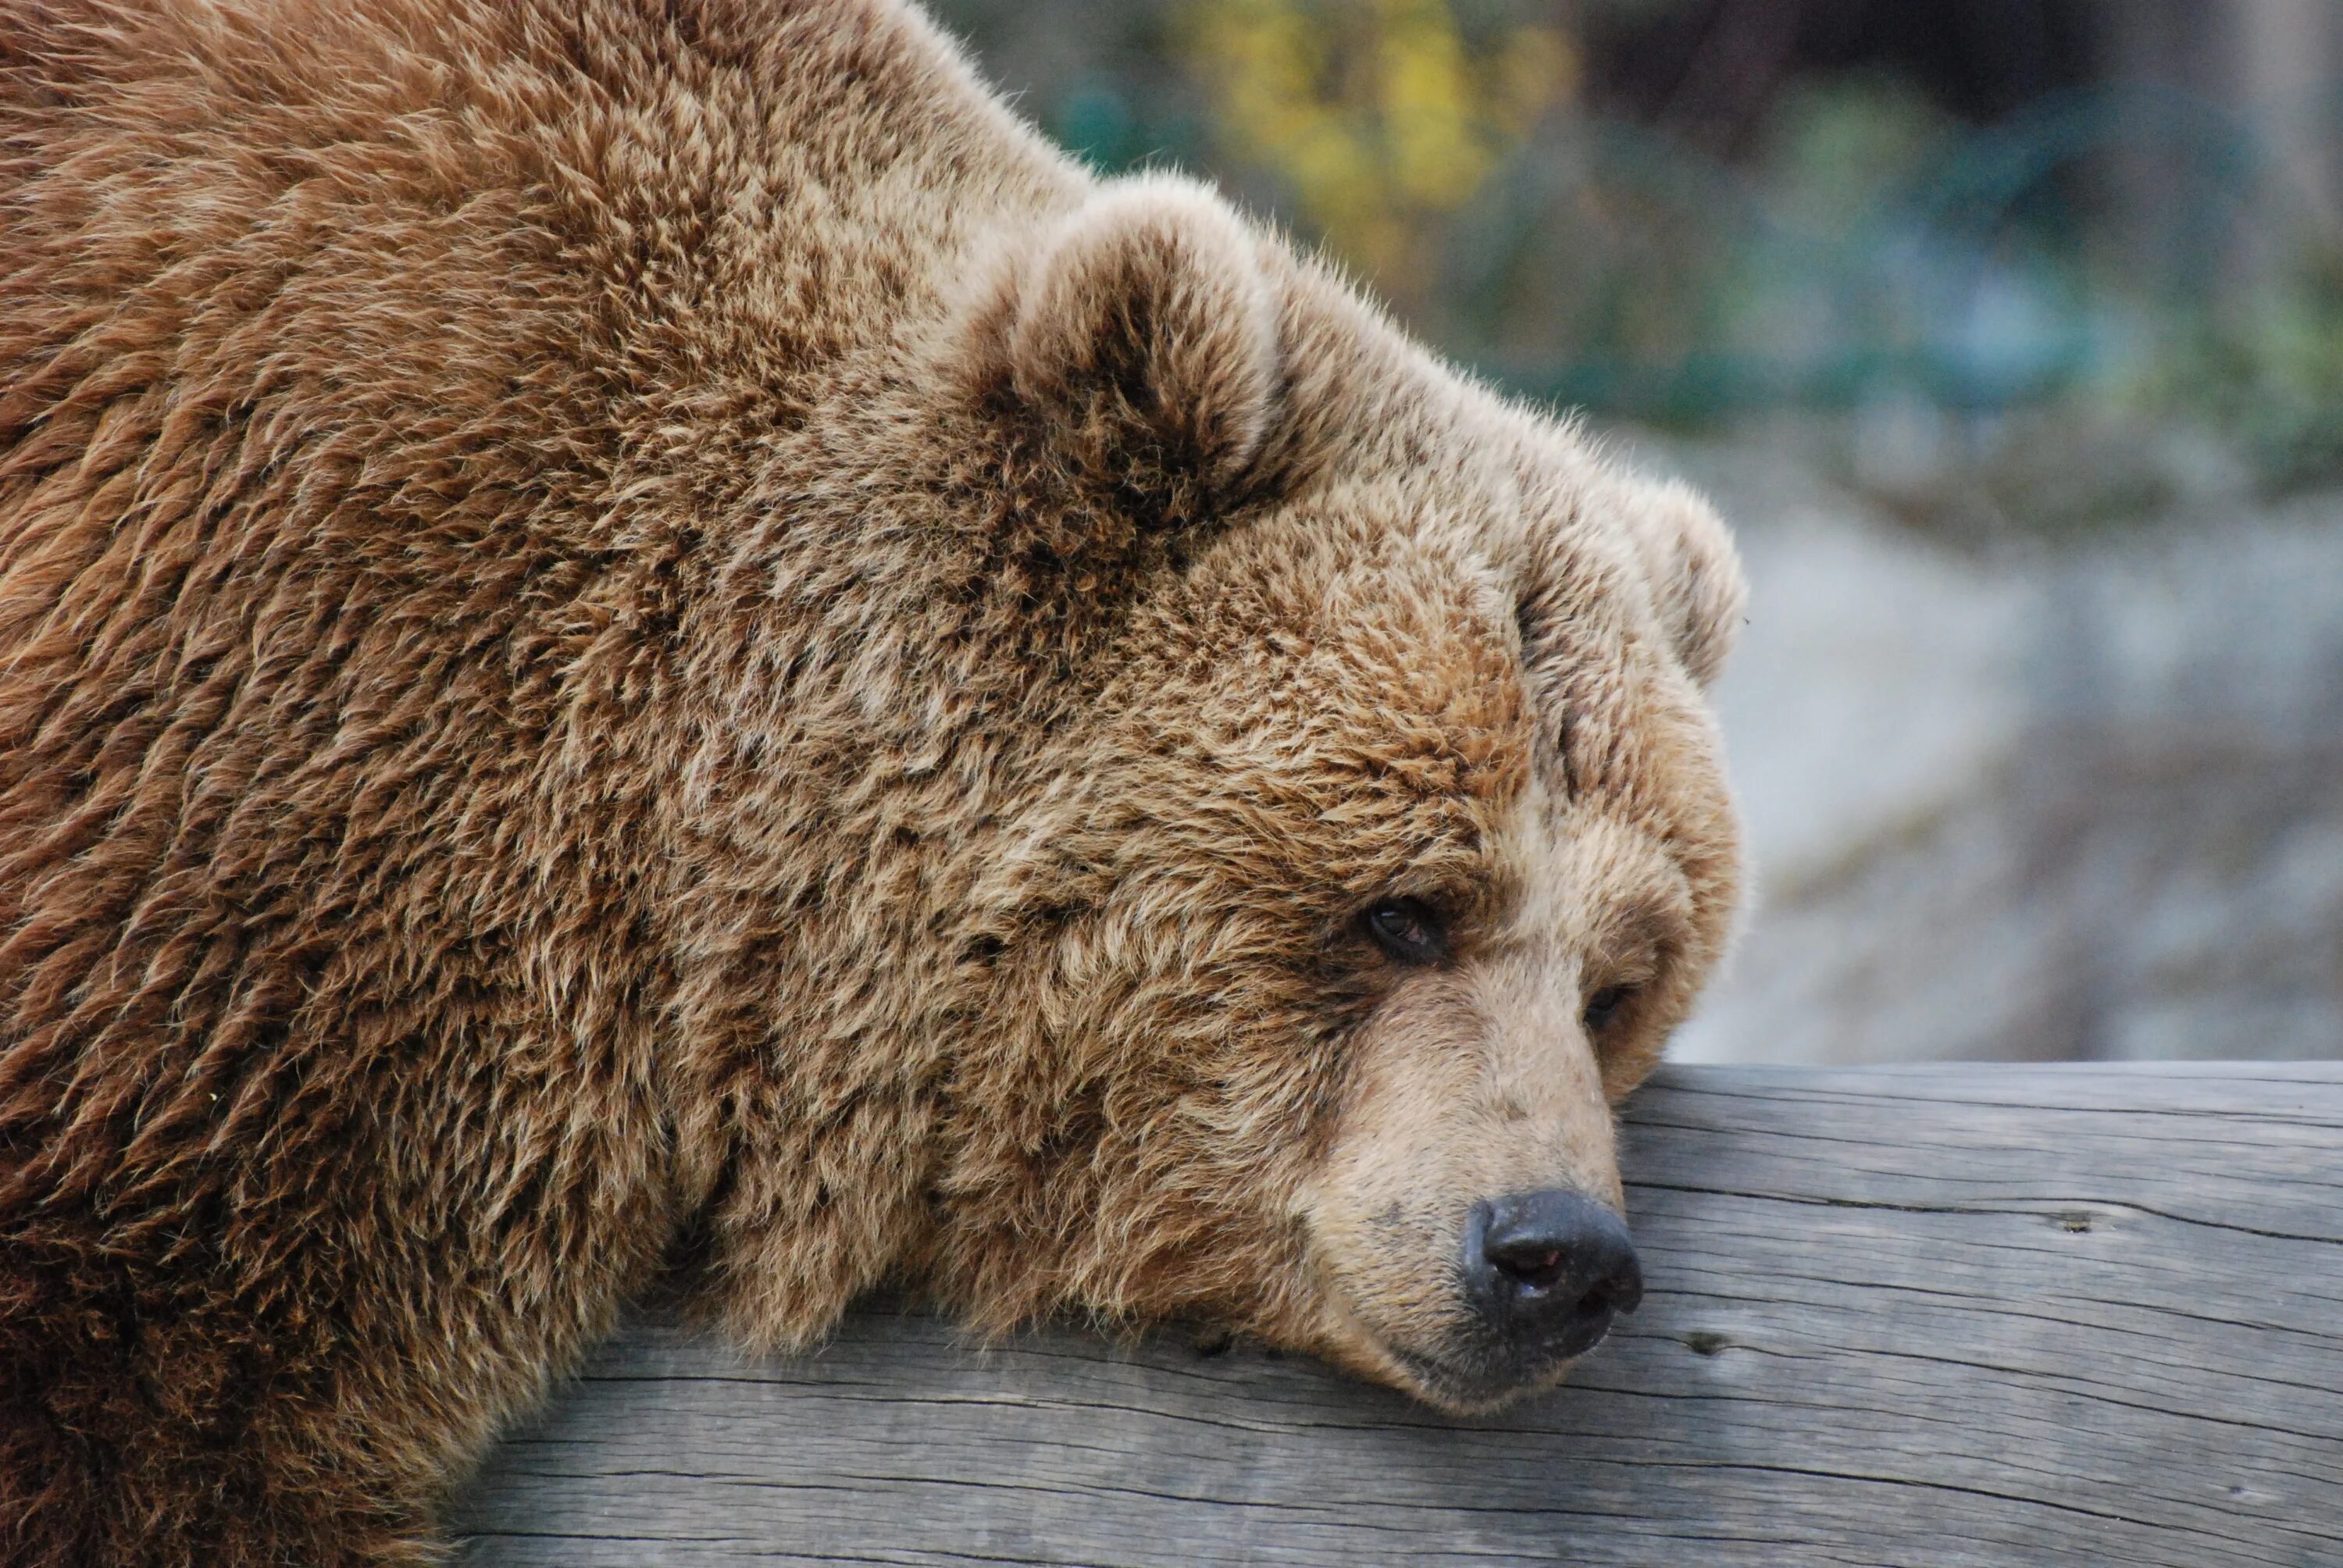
[0,0,1745,1561]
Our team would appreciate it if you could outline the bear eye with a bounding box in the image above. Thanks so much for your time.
[1582,985,1635,1034]
[1361,898,1446,964]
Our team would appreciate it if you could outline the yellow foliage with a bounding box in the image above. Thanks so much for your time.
[1182,0,1576,301]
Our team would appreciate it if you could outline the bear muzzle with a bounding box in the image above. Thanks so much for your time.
[1344,1186,1645,1412]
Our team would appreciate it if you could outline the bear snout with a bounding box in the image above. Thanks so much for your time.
[1303,1183,1649,1413]
[1462,1189,1644,1364]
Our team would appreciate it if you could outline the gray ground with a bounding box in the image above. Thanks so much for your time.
[1644,439,2343,1064]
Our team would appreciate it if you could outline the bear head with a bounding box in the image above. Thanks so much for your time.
[751,173,1744,1414]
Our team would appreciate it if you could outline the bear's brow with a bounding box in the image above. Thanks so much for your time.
[1587,868,1696,971]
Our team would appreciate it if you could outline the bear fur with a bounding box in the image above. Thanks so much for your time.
[0,1,1745,1561]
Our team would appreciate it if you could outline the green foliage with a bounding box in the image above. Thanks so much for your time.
[1762,74,1959,233]
[2152,248,2343,494]
[932,0,2343,499]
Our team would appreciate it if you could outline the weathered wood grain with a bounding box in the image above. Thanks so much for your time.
[454,1063,2343,1567]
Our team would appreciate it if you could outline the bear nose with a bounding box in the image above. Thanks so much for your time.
[1465,1190,1643,1359]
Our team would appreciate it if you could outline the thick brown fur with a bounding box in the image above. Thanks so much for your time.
[0,2,1746,1561]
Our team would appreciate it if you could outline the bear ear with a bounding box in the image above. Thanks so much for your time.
[974,175,1284,526]
[1621,479,1746,687]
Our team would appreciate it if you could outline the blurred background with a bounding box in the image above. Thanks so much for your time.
[930,0,2343,1066]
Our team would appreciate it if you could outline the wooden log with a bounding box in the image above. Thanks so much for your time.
[453,1063,2343,1566]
